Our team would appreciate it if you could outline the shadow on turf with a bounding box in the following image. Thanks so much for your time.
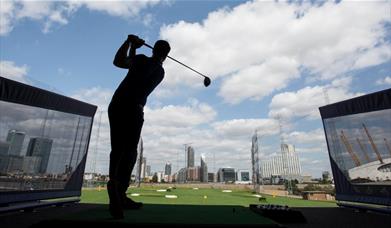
[29,203,281,228]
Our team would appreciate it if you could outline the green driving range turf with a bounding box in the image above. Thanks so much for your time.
[81,186,337,208]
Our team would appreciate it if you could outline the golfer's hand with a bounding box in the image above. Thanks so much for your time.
[127,34,138,42]
[127,35,144,49]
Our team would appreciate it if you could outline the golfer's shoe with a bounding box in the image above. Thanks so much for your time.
[122,197,143,210]
[107,180,124,219]
[109,203,124,219]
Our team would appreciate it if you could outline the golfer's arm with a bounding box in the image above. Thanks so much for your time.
[113,41,133,69]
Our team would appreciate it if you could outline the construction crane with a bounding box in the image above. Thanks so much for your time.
[384,138,391,157]
[362,123,383,164]
[136,137,144,188]
[251,130,261,193]
[340,130,361,167]
[356,138,371,163]
[275,116,293,194]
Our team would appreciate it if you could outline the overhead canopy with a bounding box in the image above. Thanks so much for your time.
[0,76,97,117]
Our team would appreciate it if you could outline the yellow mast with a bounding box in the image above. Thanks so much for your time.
[362,123,383,164]
[340,130,361,167]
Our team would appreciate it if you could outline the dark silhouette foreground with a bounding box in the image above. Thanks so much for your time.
[107,34,170,219]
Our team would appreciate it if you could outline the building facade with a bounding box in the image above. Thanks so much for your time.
[22,156,42,174]
[261,143,302,181]
[0,141,10,156]
[200,155,208,182]
[208,173,216,182]
[146,165,151,177]
[176,168,187,183]
[236,169,251,183]
[217,168,235,183]
[187,146,195,168]
[6,130,25,156]
[165,162,172,176]
[26,137,53,173]
[187,166,201,182]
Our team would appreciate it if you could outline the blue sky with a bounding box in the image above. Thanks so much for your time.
[0,0,390,177]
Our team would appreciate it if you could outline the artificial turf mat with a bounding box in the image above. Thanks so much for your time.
[31,204,279,227]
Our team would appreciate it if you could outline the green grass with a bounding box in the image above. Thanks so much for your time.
[81,185,337,208]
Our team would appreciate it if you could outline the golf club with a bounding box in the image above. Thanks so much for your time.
[143,43,211,87]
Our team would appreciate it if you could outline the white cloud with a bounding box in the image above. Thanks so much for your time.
[159,1,390,103]
[352,45,391,70]
[219,57,299,104]
[75,0,161,18]
[144,99,217,128]
[287,128,326,145]
[0,1,17,36]
[1,1,74,35]
[0,60,29,83]
[71,86,113,111]
[15,1,53,20]
[212,118,279,139]
[376,76,391,86]
[152,86,181,99]
[0,0,162,36]
[268,77,363,120]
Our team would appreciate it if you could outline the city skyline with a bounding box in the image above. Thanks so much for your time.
[0,99,93,175]
[135,141,306,182]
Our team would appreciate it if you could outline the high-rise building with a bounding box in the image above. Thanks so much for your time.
[0,141,10,156]
[217,168,235,183]
[6,130,25,156]
[281,143,301,177]
[5,155,23,173]
[261,143,302,180]
[165,162,172,175]
[0,155,9,173]
[26,137,53,173]
[176,168,187,183]
[281,144,295,156]
[187,166,201,182]
[200,155,208,182]
[22,156,42,174]
[146,165,151,177]
[187,146,195,168]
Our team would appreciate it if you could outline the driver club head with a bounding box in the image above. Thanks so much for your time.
[204,77,211,87]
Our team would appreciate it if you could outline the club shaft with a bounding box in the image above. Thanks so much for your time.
[143,43,208,79]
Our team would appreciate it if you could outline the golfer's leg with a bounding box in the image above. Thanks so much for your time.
[107,109,125,218]
[117,113,144,195]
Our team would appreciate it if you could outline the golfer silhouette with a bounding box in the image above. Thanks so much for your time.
[107,34,170,219]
